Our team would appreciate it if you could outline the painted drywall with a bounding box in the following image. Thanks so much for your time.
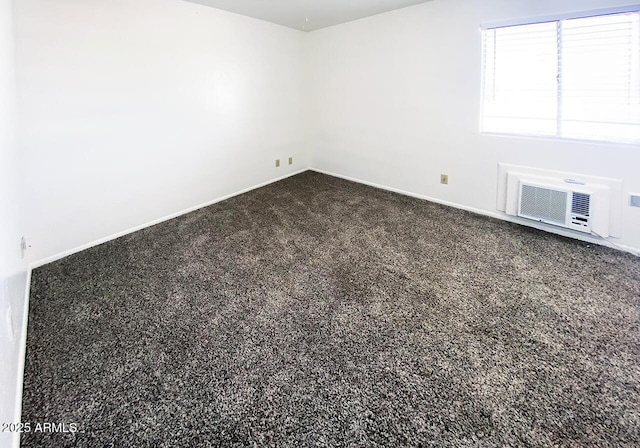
[15,0,640,264]
[308,0,640,251]
[0,0,28,446]
[14,0,309,263]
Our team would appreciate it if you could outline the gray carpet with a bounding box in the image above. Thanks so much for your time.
[22,171,640,447]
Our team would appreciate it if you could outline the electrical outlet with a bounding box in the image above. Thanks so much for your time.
[288,157,293,165]
[275,159,280,168]
[440,174,448,185]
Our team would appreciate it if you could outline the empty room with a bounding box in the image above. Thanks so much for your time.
[1,0,639,446]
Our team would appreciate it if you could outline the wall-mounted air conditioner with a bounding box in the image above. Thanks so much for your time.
[503,171,612,238]
[518,181,592,233]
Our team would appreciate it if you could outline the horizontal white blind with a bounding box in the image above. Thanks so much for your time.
[561,13,640,141]
[482,22,558,136]
[482,10,640,143]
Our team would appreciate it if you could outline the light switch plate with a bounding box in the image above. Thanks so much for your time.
[630,193,640,208]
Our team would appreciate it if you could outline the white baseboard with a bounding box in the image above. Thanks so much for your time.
[309,168,639,256]
[13,267,31,448]
[31,169,308,269]
[33,165,636,269]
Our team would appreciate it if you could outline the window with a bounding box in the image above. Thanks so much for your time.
[481,9,640,143]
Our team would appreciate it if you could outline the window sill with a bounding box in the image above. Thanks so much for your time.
[479,131,640,147]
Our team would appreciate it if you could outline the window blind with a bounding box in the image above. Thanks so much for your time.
[481,10,640,143]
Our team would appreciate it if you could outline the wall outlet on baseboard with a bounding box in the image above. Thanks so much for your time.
[288,157,293,165]
[440,174,448,185]
[275,159,280,168]
[630,193,640,208]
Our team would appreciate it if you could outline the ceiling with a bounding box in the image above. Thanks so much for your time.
[182,0,434,32]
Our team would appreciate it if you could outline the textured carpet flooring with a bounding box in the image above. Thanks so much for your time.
[22,171,640,447]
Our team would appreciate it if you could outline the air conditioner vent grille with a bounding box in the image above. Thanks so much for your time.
[571,192,590,216]
[520,184,567,224]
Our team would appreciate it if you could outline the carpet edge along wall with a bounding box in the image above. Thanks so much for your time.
[21,171,640,447]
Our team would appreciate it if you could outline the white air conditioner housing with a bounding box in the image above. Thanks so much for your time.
[518,181,592,233]
[504,172,612,237]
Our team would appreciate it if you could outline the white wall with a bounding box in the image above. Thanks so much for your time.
[14,0,640,263]
[308,0,640,251]
[14,0,309,263]
[0,0,28,446]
